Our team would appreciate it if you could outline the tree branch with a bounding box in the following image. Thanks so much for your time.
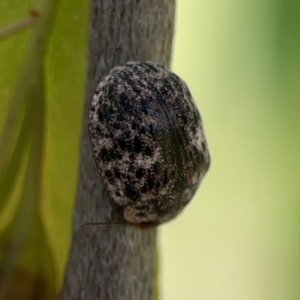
[60,1,175,299]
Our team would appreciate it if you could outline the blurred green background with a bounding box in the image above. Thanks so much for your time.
[162,1,300,300]
[0,0,299,299]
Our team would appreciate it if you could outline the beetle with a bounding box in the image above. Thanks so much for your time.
[88,61,210,226]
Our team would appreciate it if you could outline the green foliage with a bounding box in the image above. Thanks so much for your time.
[0,0,88,297]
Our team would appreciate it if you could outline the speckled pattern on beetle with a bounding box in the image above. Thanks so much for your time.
[88,61,210,225]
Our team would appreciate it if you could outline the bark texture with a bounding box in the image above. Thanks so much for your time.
[60,1,175,299]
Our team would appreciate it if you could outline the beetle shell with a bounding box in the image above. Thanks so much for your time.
[88,61,210,225]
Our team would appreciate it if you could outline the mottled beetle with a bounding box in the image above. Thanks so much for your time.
[88,61,210,226]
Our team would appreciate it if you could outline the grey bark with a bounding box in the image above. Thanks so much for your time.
[60,1,175,299]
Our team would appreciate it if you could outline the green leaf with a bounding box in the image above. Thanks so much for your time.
[0,103,57,299]
[0,0,60,298]
[1,0,89,292]
[0,0,59,210]
[0,99,34,211]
